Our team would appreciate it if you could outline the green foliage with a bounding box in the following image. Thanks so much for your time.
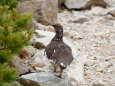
[0,0,19,10]
[0,64,18,82]
[0,50,12,63]
[0,2,33,86]
[0,63,22,86]
[0,6,33,57]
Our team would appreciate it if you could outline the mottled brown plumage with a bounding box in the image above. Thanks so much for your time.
[45,24,73,77]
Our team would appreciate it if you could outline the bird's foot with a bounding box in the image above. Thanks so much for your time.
[53,69,57,72]
[55,73,65,79]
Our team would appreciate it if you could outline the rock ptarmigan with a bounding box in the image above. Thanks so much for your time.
[45,24,73,77]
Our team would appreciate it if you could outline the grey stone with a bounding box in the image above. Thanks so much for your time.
[19,78,40,86]
[9,59,32,75]
[73,18,88,24]
[64,0,109,9]
[108,9,115,17]
[93,83,105,86]
[18,0,58,25]
[32,42,45,49]
[20,72,72,86]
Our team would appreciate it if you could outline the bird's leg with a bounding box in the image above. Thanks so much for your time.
[51,61,57,72]
[55,66,64,78]
[53,63,57,72]
[58,67,63,78]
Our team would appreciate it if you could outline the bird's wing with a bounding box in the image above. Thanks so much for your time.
[45,43,55,59]
[52,43,73,66]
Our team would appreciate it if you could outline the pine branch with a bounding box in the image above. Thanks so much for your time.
[0,39,30,51]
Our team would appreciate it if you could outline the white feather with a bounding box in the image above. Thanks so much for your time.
[60,62,64,66]
[54,49,56,53]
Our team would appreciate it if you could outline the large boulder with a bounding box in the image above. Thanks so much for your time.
[19,72,72,86]
[9,46,38,75]
[18,0,58,25]
[9,56,32,75]
[64,0,109,9]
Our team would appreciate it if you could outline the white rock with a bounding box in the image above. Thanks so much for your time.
[64,0,108,9]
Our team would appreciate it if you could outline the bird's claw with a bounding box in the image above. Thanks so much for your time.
[55,73,65,79]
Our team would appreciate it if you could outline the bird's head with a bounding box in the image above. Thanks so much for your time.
[52,24,63,33]
[52,24,63,39]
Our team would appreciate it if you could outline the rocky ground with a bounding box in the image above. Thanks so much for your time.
[11,0,115,86]
[58,6,115,86]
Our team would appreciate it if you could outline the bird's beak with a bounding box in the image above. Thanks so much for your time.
[52,24,55,27]
[52,24,56,30]
[51,25,56,32]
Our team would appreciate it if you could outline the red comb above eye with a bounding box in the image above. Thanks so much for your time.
[54,24,62,27]
[52,24,63,29]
